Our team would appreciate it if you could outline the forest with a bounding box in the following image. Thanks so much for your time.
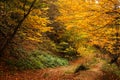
[0,0,120,80]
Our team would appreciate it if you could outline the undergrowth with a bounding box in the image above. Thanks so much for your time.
[102,62,120,78]
[5,50,68,70]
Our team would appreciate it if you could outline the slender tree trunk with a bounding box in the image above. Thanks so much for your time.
[0,0,36,57]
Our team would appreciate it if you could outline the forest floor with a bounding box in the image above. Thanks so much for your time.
[0,58,120,80]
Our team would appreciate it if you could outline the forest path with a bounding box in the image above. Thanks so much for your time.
[0,58,119,80]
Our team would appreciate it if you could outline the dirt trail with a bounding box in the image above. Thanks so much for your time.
[59,59,104,80]
[89,61,103,72]
[0,58,119,80]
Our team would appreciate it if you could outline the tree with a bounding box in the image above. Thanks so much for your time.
[56,0,120,64]
[0,0,37,56]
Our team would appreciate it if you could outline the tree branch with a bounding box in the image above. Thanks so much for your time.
[0,0,37,56]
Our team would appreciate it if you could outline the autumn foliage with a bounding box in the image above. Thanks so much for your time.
[0,0,120,71]
[56,0,120,62]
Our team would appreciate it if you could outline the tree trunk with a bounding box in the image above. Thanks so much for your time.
[0,0,36,57]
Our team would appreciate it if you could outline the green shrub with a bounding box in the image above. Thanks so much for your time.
[5,50,68,70]
[57,41,78,60]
